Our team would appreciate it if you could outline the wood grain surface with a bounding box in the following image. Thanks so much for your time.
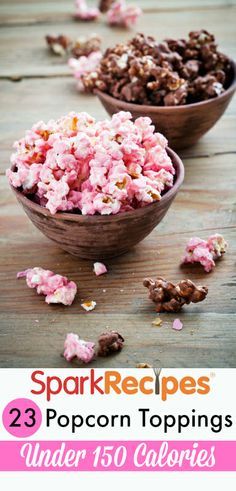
[0,0,235,367]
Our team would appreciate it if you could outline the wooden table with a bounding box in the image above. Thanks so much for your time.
[0,0,235,368]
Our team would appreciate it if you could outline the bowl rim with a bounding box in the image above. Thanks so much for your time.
[95,58,236,112]
[11,147,184,223]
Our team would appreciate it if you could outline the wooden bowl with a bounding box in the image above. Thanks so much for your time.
[96,60,236,150]
[11,148,184,260]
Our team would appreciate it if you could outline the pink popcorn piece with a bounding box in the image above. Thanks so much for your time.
[69,51,102,91]
[7,111,175,216]
[17,267,77,305]
[182,233,228,273]
[207,233,228,259]
[182,237,215,273]
[93,262,108,276]
[64,333,95,363]
[107,0,142,28]
[172,319,183,331]
[74,0,100,21]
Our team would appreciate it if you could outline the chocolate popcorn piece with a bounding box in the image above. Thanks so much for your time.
[180,59,200,80]
[71,34,101,58]
[189,73,225,101]
[99,0,114,12]
[143,277,208,312]
[46,33,101,59]
[45,34,72,56]
[98,330,124,356]
[163,84,188,106]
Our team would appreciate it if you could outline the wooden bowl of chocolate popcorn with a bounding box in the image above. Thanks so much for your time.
[92,31,236,149]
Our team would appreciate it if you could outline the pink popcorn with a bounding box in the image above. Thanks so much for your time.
[93,262,108,276]
[107,0,142,28]
[74,0,100,21]
[68,51,102,91]
[17,267,77,305]
[7,111,175,216]
[182,234,228,272]
[172,319,183,331]
[64,333,95,363]
[207,233,228,259]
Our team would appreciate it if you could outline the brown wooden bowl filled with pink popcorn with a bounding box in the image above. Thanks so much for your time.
[73,31,236,150]
[7,111,184,260]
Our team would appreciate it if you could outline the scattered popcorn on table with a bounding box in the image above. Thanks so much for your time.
[99,0,114,13]
[71,34,101,58]
[182,233,228,272]
[81,300,96,311]
[45,34,72,56]
[93,262,108,276]
[46,33,101,59]
[69,51,102,91]
[143,277,208,312]
[64,333,95,363]
[98,330,124,356]
[7,111,175,216]
[136,363,152,368]
[172,318,183,331]
[152,317,162,327]
[74,0,100,21]
[17,267,77,305]
[208,234,228,258]
[107,0,142,28]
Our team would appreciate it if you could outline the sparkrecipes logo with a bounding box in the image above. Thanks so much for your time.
[31,369,211,401]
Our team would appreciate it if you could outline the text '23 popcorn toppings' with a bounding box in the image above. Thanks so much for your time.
[7,111,175,216]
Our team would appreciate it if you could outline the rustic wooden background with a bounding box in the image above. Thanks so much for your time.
[0,0,235,368]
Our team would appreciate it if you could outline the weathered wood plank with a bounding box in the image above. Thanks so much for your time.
[0,77,235,174]
[1,0,235,26]
[0,313,235,368]
[1,8,236,78]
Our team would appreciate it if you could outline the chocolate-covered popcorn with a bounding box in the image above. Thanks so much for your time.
[71,34,101,58]
[99,0,114,13]
[46,34,72,56]
[76,30,231,105]
[98,331,124,356]
[143,277,208,312]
